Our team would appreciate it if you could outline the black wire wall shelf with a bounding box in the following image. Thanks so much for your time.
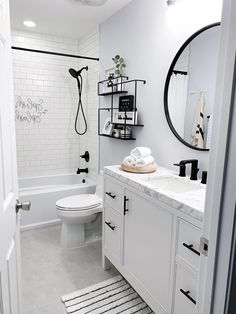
[99,90,128,96]
[99,134,136,141]
[98,77,146,141]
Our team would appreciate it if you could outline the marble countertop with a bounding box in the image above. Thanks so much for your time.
[104,165,206,222]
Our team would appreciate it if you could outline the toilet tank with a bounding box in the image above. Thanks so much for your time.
[95,171,104,199]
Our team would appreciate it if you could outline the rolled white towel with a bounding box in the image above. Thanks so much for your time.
[123,155,137,166]
[136,156,154,166]
[131,147,152,159]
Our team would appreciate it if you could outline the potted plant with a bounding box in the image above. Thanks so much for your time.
[112,55,126,91]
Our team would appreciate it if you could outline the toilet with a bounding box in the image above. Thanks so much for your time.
[56,174,103,248]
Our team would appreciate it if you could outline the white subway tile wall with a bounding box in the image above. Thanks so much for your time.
[12,29,99,180]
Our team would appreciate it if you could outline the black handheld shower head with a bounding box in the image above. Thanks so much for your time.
[69,68,79,78]
[69,66,88,78]
[69,65,89,136]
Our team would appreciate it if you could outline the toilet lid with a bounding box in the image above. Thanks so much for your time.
[56,194,102,211]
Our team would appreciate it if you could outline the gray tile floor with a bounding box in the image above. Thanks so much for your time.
[21,225,117,314]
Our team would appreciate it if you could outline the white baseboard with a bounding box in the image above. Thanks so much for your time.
[20,219,61,232]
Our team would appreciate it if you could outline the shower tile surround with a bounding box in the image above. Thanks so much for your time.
[12,29,99,180]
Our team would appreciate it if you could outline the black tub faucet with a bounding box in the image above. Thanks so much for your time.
[76,168,88,174]
[174,159,199,180]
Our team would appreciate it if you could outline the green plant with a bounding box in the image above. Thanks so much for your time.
[112,55,126,76]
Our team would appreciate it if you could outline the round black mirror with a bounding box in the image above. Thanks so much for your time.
[164,22,220,151]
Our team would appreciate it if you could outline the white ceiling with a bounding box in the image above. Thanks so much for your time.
[9,0,132,39]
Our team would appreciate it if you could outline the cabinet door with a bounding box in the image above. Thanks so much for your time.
[104,177,123,213]
[104,204,122,262]
[123,189,173,312]
[173,264,197,314]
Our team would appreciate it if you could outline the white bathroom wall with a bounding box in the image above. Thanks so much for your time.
[99,0,222,173]
[77,29,100,180]
[12,29,99,179]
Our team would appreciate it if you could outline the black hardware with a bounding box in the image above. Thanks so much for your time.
[105,192,116,199]
[164,22,220,152]
[124,196,129,215]
[180,289,196,305]
[80,151,90,162]
[105,221,115,230]
[183,243,200,256]
[11,46,99,61]
[76,168,88,174]
[173,70,188,76]
[174,159,199,180]
[201,171,207,184]
[174,163,186,177]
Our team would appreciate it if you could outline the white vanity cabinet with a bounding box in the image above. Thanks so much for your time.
[103,171,203,314]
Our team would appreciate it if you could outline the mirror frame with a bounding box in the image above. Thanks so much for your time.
[164,22,221,151]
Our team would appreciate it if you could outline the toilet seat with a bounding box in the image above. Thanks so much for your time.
[56,194,102,211]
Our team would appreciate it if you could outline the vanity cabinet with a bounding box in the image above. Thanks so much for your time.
[103,172,203,314]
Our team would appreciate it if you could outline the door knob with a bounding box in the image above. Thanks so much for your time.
[15,200,31,213]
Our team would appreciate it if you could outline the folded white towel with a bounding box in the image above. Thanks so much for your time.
[131,147,152,159]
[123,155,137,165]
[136,156,154,166]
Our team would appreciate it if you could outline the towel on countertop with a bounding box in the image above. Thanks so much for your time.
[191,92,205,149]
[123,155,137,165]
[136,156,154,166]
[122,155,154,167]
[131,147,152,159]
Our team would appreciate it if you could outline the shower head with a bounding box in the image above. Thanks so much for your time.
[69,66,88,78]
[69,68,79,78]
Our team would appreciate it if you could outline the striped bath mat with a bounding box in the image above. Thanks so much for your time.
[61,275,154,314]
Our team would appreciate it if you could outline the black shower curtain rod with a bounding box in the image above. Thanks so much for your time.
[172,70,188,76]
[11,46,99,61]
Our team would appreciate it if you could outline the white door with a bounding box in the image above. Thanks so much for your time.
[197,0,236,313]
[0,0,23,313]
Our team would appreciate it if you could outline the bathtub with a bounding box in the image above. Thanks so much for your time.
[19,174,96,230]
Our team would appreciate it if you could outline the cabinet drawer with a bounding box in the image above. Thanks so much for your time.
[173,264,198,314]
[104,177,123,213]
[104,204,122,262]
[177,219,201,270]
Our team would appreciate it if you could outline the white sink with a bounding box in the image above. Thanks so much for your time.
[141,176,204,194]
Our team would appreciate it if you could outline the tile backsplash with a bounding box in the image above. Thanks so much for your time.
[12,29,99,180]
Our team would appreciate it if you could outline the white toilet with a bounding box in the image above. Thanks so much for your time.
[56,174,103,248]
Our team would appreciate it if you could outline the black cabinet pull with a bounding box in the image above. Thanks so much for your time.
[180,289,196,305]
[124,196,129,215]
[183,243,200,256]
[105,221,115,230]
[105,192,116,199]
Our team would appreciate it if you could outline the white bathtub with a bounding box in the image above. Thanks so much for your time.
[19,174,96,230]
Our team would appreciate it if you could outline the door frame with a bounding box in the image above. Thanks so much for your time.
[197,0,236,312]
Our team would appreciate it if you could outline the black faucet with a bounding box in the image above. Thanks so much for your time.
[76,168,88,174]
[174,159,199,180]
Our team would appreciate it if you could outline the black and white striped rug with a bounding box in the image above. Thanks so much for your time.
[61,275,155,314]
